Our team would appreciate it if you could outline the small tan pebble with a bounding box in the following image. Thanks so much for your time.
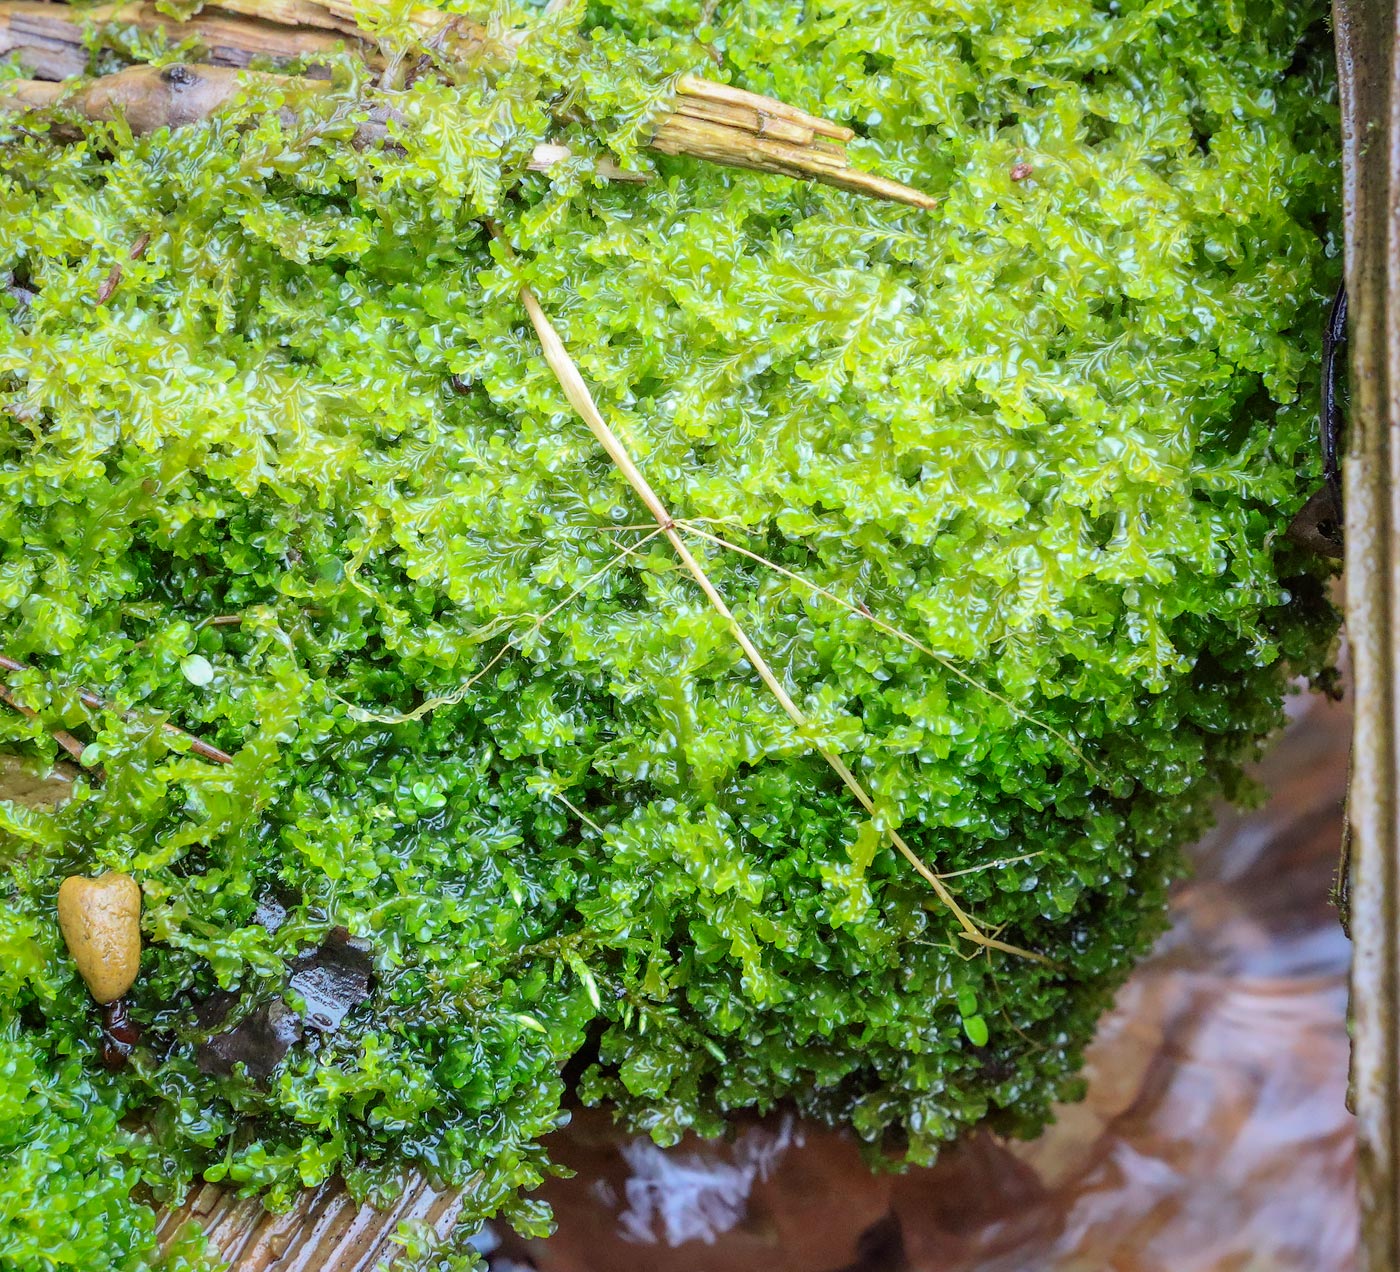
[57,873,141,1004]
[1010,161,1034,182]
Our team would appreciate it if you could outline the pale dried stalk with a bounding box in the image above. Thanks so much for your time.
[671,94,816,146]
[678,521,1100,777]
[674,74,851,139]
[487,227,1040,962]
[0,0,937,208]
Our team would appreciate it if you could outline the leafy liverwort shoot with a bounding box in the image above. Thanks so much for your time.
[0,0,1341,1268]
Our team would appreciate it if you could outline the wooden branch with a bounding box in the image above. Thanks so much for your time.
[2,62,290,133]
[204,0,371,39]
[0,0,937,207]
[0,1,365,79]
[0,653,234,765]
[0,64,637,184]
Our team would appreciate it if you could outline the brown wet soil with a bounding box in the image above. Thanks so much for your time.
[0,752,72,805]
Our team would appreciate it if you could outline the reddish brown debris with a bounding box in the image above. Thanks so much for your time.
[95,263,121,304]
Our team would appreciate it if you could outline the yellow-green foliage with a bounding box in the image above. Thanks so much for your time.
[0,0,1339,1266]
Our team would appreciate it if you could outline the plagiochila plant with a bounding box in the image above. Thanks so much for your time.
[0,0,1342,1268]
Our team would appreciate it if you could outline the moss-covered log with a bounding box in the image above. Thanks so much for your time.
[2,63,289,134]
[0,63,637,182]
[0,0,937,206]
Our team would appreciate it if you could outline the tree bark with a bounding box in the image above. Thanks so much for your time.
[1333,0,1400,1266]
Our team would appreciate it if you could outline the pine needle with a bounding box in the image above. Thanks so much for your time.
[677,521,1101,780]
[489,222,1048,965]
[339,525,666,725]
[934,851,1042,881]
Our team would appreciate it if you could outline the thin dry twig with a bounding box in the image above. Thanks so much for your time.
[551,789,603,834]
[0,682,87,763]
[677,520,1100,778]
[339,525,667,725]
[0,652,233,764]
[489,224,1044,964]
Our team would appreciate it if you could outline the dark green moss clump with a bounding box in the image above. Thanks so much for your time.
[0,0,1339,1267]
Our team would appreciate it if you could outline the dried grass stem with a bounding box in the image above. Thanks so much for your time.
[490,224,1042,963]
